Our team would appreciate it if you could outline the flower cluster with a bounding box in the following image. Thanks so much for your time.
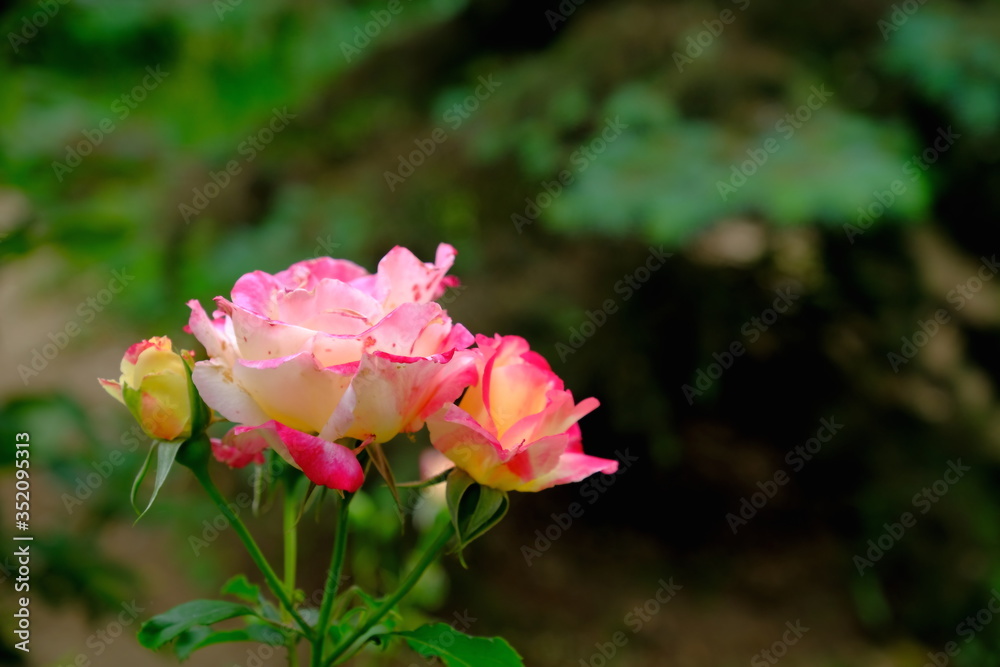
[104,244,616,492]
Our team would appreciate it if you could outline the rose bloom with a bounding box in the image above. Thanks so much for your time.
[187,244,476,491]
[100,336,197,442]
[426,334,617,492]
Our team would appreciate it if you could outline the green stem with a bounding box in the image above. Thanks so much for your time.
[311,493,353,667]
[189,464,315,640]
[284,481,301,667]
[323,520,455,666]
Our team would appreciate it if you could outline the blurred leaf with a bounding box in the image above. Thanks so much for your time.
[380,623,523,666]
[137,600,258,650]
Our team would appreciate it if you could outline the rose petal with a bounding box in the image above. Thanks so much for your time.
[212,425,269,468]
[320,348,478,443]
[187,300,236,363]
[269,421,364,491]
[192,359,271,426]
[375,243,459,310]
[233,352,355,434]
[99,378,125,405]
[515,451,619,492]
[272,257,370,291]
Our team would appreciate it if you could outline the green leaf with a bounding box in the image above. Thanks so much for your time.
[446,470,509,564]
[173,623,287,661]
[383,623,523,666]
[130,443,156,517]
[132,440,183,521]
[137,600,258,650]
[220,574,261,605]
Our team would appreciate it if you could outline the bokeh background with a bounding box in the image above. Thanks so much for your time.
[3,0,1000,665]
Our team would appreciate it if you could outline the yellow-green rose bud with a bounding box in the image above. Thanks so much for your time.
[99,336,200,442]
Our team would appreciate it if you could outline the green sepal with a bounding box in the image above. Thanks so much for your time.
[183,355,212,437]
[445,470,509,566]
[130,439,183,522]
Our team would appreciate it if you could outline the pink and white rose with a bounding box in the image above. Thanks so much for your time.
[187,244,477,491]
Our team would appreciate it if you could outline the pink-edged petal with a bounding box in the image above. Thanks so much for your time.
[516,451,619,492]
[99,378,125,405]
[191,359,271,426]
[320,348,478,443]
[501,392,599,450]
[230,270,282,315]
[218,298,321,361]
[274,280,382,336]
[187,299,236,363]
[269,421,364,491]
[272,257,370,291]
[212,426,269,468]
[359,302,447,356]
[426,404,520,487]
[123,336,172,365]
[233,352,354,434]
[375,243,459,310]
[503,433,569,487]
[223,296,369,368]
[563,422,583,454]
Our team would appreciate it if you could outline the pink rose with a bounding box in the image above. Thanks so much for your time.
[187,244,477,491]
[426,334,618,492]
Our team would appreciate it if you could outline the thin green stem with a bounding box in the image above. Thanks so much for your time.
[323,520,455,667]
[190,465,315,640]
[311,493,353,667]
[284,481,301,667]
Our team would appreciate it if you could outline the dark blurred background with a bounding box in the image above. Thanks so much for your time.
[2,0,1000,665]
